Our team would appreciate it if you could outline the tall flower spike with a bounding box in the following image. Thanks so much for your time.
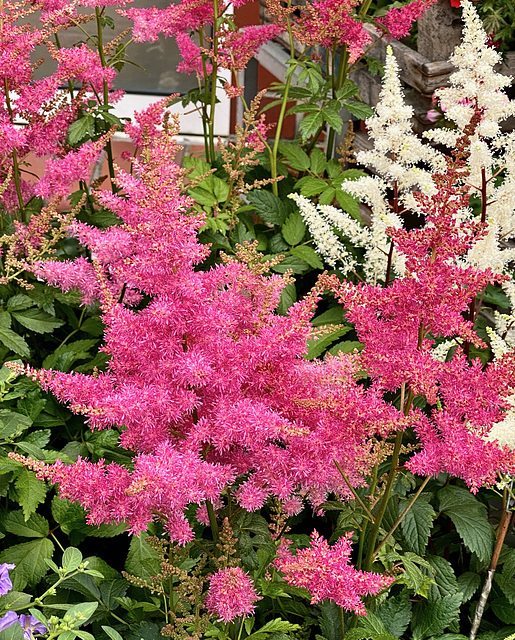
[339,45,444,283]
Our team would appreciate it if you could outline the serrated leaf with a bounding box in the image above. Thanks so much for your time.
[335,190,361,219]
[0,315,30,357]
[282,212,306,246]
[306,327,352,359]
[319,600,342,640]
[67,115,95,145]
[336,81,359,100]
[328,340,363,356]
[310,148,328,175]
[491,597,515,623]
[290,245,324,269]
[11,308,64,334]
[0,409,32,440]
[401,496,436,555]
[6,295,35,312]
[322,108,343,133]
[247,191,287,226]
[278,283,296,315]
[299,111,324,141]
[15,469,48,520]
[125,533,160,579]
[125,621,162,640]
[456,572,481,603]
[3,511,49,538]
[319,188,336,205]
[411,594,462,640]
[279,142,310,171]
[376,591,412,637]
[295,176,328,197]
[272,256,310,275]
[0,538,54,590]
[425,556,458,601]
[342,100,375,120]
[438,486,494,563]
[312,307,344,326]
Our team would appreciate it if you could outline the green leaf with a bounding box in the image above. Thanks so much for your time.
[65,602,98,628]
[295,176,328,197]
[278,283,296,315]
[482,284,510,309]
[0,623,24,640]
[376,592,412,637]
[400,496,436,555]
[411,594,462,640]
[126,621,162,640]
[247,191,287,226]
[425,556,458,601]
[328,340,363,356]
[0,590,32,611]
[15,469,48,520]
[0,538,54,590]
[310,148,328,175]
[306,327,352,359]
[393,551,433,596]
[319,188,336,205]
[125,533,160,579]
[456,572,481,603]
[0,312,30,357]
[6,295,35,312]
[319,600,342,640]
[290,246,324,269]
[0,409,32,440]
[279,142,310,171]
[336,81,359,100]
[299,111,324,141]
[272,256,310,275]
[438,486,494,563]
[67,115,95,145]
[3,511,49,538]
[62,547,83,572]
[51,496,87,533]
[491,597,515,623]
[282,212,306,246]
[102,628,124,640]
[335,190,361,219]
[341,100,375,120]
[312,307,344,326]
[322,108,343,133]
[11,308,64,334]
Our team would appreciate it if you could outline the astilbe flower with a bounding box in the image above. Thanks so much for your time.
[376,0,438,40]
[215,25,285,72]
[275,532,393,614]
[205,567,261,622]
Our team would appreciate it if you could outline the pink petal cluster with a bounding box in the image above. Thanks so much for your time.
[275,532,394,614]
[216,25,285,72]
[376,0,438,40]
[205,567,261,622]
[293,0,371,62]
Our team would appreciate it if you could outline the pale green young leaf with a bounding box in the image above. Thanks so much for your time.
[0,624,24,640]
[65,602,98,628]
[62,547,83,572]
[102,627,124,640]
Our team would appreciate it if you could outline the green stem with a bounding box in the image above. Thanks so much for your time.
[270,2,296,195]
[334,460,374,523]
[206,499,220,552]
[3,79,25,219]
[373,476,431,558]
[198,28,211,162]
[207,0,221,163]
[95,6,116,191]
[326,45,348,160]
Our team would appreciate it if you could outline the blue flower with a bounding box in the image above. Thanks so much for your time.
[19,614,48,639]
[0,563,15,596]
[0,611,19,632]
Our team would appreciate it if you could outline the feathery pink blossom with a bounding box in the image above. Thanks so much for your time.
[276,532,393,614]
[376,0,438,40]
[205,567,261,622]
